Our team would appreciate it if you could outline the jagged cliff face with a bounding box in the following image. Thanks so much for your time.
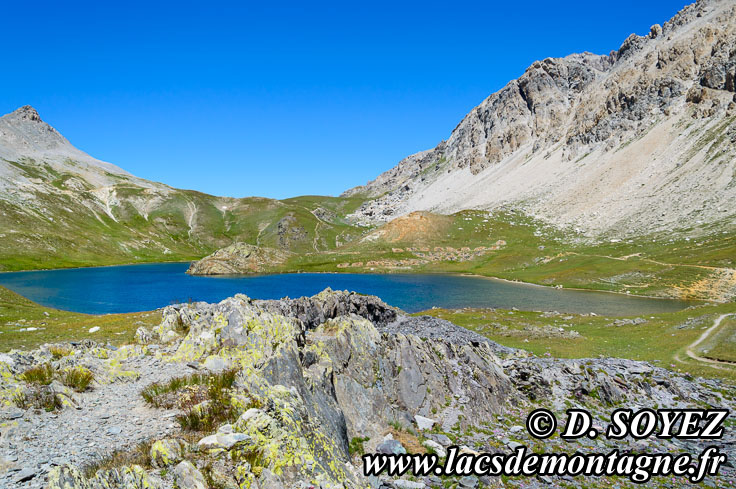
[346,0,736,237]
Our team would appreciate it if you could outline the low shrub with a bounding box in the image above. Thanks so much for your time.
[21,363,54,385]
[48,346,72,360]
[13,386,63,412]
[62,366,95,392]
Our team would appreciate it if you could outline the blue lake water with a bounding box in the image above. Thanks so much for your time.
[0,262,697,317]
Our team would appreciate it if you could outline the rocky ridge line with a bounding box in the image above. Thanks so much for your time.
[345,0,736,237]
[1,289,733,488]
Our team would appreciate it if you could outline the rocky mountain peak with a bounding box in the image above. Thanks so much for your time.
[345,0,736,237]
[6,105,43,123]
[0,105,135,181]
[0,105,68,154]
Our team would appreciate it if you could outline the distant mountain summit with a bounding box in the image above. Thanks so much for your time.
[0,105,132,180]
[0,105,360,271]
[8,105,42,122]
[345,0,736,237]
[0,107,361,271]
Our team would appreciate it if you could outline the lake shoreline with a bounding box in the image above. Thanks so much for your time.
[0,263,699,317]
[0,260,705,308]
[0,259,195,274]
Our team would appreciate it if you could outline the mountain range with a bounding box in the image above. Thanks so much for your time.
[0,0,734,302]
[0,106,364,270]
[345,0,736,238]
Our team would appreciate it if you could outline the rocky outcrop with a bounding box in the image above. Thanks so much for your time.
[276,213,309,248]
[256,288,401,328]
[186,243,292,275]
[345,0,736,237]
[2,290,735,489]
[128,290,514,488]
[156,290,511,429]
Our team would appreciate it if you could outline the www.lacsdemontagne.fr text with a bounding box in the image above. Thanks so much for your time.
[362,445,728,484]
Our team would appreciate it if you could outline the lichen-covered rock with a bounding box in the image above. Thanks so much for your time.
[197,432,253,451]
[134,326,154,345]
[150,438,185,468]
[172,460,206,489]
[150,290,512,487]
[47,464,159,489]
[47,465,88,489]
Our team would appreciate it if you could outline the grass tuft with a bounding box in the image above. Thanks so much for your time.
[349,436,370,456]
[175,370,239,432]
[48,345,72,359]
[141,368,240,432]
[62,366,95,392]
[21,363,55,385]
[82,440,154,478]
[13,386,63,412]
[140,368,237,408]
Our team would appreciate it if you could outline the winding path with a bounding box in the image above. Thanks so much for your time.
[684,313,735,368]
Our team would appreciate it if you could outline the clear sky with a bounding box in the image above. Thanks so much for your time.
[3,1,688,199]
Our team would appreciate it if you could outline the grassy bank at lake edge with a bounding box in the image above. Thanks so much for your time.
[4,210,734,303]
[0,285,159,351]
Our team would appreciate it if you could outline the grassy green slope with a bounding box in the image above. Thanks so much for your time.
[0,159,369,271]
[419,301,736,382]
[699,316,736,363]
[0,285,159,351]
[279,210,736,301]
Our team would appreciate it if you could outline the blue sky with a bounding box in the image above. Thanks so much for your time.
[3,1,687,199]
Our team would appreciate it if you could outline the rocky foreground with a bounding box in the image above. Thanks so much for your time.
[0,290,734,488]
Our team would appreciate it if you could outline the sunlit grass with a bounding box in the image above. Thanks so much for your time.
[418,301,736,382]
[0,285,159,351]
[62,366,95,392]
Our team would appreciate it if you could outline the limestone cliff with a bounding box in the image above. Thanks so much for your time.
[346,0,736,237]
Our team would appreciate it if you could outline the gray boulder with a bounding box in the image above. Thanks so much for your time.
[173,460,206,489]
